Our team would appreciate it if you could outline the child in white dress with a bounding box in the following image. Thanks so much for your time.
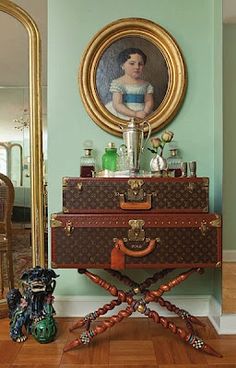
[105,48,154,120]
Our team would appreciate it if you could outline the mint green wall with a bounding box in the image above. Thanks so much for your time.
[223,24,236,251]
[48,0,222,296]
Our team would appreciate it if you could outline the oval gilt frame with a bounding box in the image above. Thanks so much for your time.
[79,18,187,136]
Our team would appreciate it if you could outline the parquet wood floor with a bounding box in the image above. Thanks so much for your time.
[0,317,236,367]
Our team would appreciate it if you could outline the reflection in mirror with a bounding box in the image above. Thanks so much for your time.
[0,12,32,301]
[0,13,32,304]
[0,0,44,317]
[0,142,23,186]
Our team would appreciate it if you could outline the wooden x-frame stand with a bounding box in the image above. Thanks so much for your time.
[63,267,222,358]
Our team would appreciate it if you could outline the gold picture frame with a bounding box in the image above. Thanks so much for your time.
[79,18,187,136]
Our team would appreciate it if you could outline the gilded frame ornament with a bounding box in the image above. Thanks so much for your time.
[79,18,187,136]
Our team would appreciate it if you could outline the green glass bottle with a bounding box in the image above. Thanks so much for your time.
[102,142,118,171]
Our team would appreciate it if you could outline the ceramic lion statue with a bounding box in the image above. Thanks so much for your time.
[6,266,59,343]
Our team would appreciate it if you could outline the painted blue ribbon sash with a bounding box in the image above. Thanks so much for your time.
[123,94,144,103]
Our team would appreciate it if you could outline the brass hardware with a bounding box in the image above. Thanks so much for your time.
[187,182,195,191]
[199,220,208,236]
[62,178,82,190]
[127,179,144,201]
[127,188,144,201]
[64,221,74,237]
[128,219,145,241]
[137,303,145,313]
[63,177,69,186]
[133,287,141,294]
[202,178,209,189]
[50,215,63,228]
[63,207,69,213]
[203,206,209,212]
[210,216,221,228]
[76,182,83,190]
[128,179,144,190]
[51,261,58,268]
[216,261,221,268]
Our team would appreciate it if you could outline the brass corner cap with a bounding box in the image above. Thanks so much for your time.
[51,261,58,269]
[62,177,69,186]
[50,215,62,228]
[210,215,222,228]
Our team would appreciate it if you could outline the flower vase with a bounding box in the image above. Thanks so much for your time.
[150,154,167,176]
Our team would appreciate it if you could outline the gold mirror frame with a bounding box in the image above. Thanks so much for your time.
[80,18,187,136]
[0,0,44,316]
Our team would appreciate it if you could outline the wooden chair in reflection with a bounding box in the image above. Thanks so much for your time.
[0,173,14,297]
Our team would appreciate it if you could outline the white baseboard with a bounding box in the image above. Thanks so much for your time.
[209,296,236,334]
[54,294,211,318]
[223,250,236,262]
[54,294,236,334]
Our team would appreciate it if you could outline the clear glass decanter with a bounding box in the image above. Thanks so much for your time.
[167,142,182,177]
[80,140,96,177]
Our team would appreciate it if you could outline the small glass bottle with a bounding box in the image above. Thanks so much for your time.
[167,142,182,177]
[102,142,118,172]
[80,140,95,177]
[117,144,129,171]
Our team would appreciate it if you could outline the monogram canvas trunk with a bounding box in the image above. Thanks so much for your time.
[62,177,209,214]
[51,213,221,270]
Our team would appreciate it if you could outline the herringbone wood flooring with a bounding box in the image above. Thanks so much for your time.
[0,317,236,367]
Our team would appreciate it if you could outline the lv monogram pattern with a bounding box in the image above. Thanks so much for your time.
[63,180,208,212]
[53,226,218,267]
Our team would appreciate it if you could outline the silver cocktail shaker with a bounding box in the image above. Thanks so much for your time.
[120,118,151,174]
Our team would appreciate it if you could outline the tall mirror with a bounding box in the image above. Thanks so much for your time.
[0,0,44,317]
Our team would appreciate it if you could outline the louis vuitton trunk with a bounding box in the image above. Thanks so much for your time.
[51,212,221,270]
[62,177,209,214]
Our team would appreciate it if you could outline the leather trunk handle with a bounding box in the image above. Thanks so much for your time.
[119,193,152,210]
[116,238,156,257]
[111,238,157,269]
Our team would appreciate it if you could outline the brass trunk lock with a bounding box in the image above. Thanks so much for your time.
[127,179,144,201]
[128,219,145,241]
[187,182,196,191]
[64,221,74,236]
[199,220,208,236]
